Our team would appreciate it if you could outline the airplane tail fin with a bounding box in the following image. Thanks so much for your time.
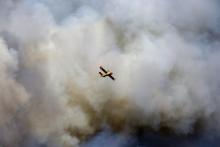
[99,72,103,77]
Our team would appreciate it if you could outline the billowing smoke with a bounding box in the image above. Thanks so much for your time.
[0,0,220,146]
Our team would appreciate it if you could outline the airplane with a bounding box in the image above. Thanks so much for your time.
[99,66,115,81]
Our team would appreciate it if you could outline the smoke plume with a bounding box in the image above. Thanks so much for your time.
[0,0,220,146]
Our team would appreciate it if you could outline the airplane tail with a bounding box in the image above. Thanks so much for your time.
[99,72,103,77]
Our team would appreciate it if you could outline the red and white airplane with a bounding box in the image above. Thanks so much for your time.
[99,66,115,81]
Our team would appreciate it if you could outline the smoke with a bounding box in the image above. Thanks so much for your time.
[0,0,220,146]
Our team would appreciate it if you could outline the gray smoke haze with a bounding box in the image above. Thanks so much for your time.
[0,0,220,146]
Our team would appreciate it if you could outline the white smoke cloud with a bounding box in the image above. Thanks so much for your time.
[0,0,220,146]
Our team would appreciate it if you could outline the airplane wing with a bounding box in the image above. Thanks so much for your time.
[109,75,115,80]
[100,66,108,73]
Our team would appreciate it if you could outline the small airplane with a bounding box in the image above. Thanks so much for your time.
[99,66,115,81]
